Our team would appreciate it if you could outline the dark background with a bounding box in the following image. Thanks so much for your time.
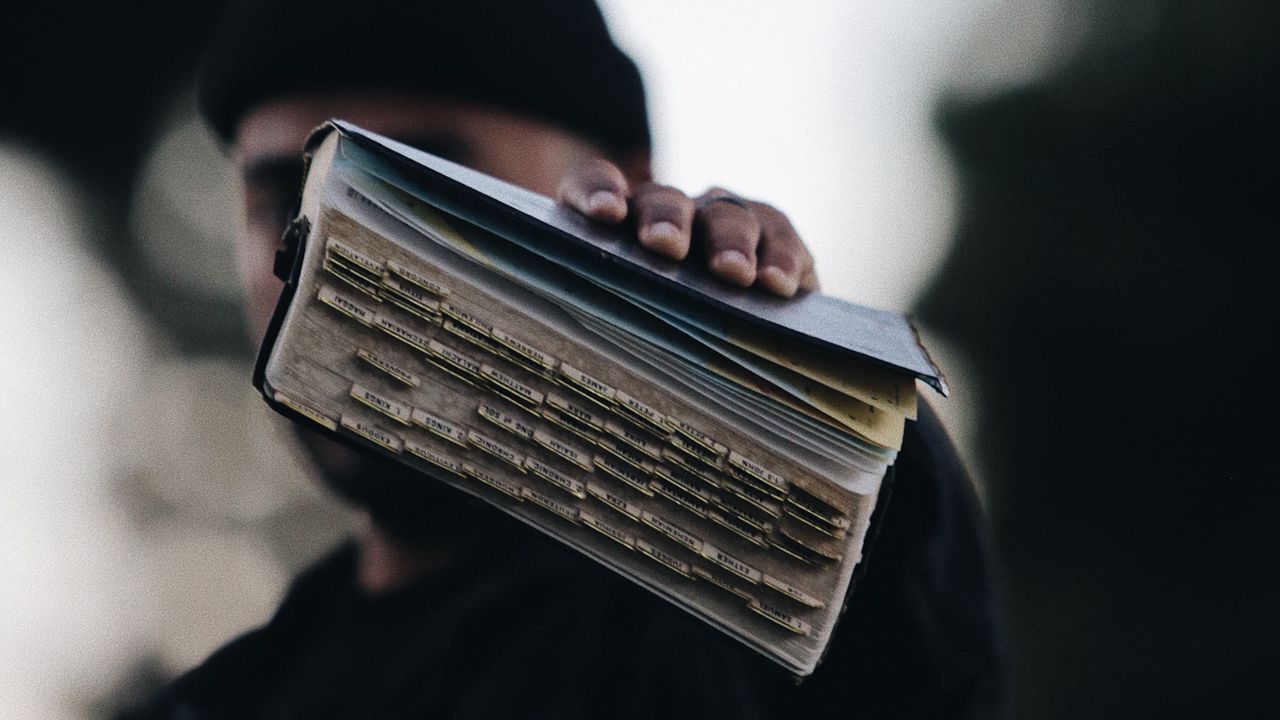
[4,1,1276,716]
[922,2,1279,714]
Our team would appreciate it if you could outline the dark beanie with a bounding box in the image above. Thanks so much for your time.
[197,0,650,156]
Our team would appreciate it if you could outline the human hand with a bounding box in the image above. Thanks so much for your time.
[557,158,819,298]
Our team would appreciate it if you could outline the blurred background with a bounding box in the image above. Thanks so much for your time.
[2,1,1275,717]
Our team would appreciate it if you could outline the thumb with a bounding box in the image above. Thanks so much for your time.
[557,156,630,223]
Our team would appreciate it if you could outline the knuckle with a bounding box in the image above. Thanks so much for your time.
[701,200,757,225]
[760,239,801,271]
[637,185,694,216]
[754,202,788,227]
[581,155,618,175]
[702,211,761,249]
[751,202,789,229]
[574,157,627,192]
[639,202,693,226]
[638,182,683,198]
[765,254,799,274]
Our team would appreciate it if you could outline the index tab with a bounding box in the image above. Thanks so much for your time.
[641,510,704,553]
[773,531,843,564]
[585,481,644,521]
[356,348,420,387]
[386,258,451,297]
[440,301,492,334]
[467,429,526,472]
[707,509,770,548]
[653,464,720,505]
[580,512,636,550]
[350,383,413,426]
[463,462,524,501]
[721,477,784,517]
[524,456,587,499]
[545,392,606,431]
[521,486,581,524]
[374,313,431,353]
[317,284,376,326]
[727,450,789,495]
[540,407,599,443]
[481,364,545,409]
[748,597,812,636]
[669,418,728,458]
[592,454,653,498]
[669,433,726,471]
[762,574,825,609]
[380,272,442,312]
[443,318,503,355]
[787,473,854,515]
[712,501,775,534]
[533,429,593,471]
[272,390,337,431]
[558,363,617,404]
[405,439,464,477]
[596,436,653,475]
[700,543,763,584]
[785,491,851,530]
[605,421,663,461]
[340,416,403,453]
[614,390,669,433]
[635,539,694,579]
[411,408,468,447]
[490,327,558,372]
[727,466,788,502]
[783,506,848,538]
[478,400,537,441]
[693,566,751,600]
[322,259,383,300]
[660,448,723,489]
[326,237,383,278]
[383,293,439,323]
[427,339,483,381]
[648,477,711,518]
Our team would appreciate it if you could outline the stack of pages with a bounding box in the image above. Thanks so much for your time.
[255,121,946,677]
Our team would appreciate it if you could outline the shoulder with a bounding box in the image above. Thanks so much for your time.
[113,543,360,720]
[801,399,1006,718]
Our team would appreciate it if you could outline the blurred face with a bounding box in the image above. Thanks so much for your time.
[233,90,605,502]
[235,89,605,341]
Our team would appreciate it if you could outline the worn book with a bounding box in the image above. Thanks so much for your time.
[253,120,946,677]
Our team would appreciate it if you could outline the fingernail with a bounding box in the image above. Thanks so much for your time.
[710,250,753,285]
[587,190,625,216]
[759,266,799,297]
[640,221,681,251]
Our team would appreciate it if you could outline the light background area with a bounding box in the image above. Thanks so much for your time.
[601,0,1074,310]
[1,2,1074,717]
[600,0,1078,494]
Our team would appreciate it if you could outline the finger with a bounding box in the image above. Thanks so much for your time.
[695,197,761,287]
[632,183,695,260]
[753,203,814,298]
[556,157,630,223]
[799,265,821,292]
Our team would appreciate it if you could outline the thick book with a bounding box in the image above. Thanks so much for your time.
[254,120,945,677]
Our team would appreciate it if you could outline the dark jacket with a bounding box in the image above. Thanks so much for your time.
[120,402,1004,719]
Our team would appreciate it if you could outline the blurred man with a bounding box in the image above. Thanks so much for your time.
[121,1,1003,717]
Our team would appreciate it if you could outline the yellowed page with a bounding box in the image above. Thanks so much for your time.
[724,318,917,420]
